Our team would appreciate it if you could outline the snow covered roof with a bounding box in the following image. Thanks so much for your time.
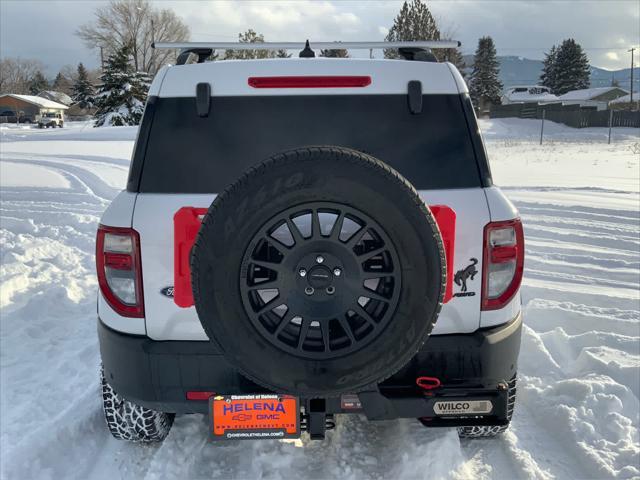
[609,93,639,104]
[0,94,69,110]
[37,91,73,106]
[502,85,559,104]
[558,87,628,101]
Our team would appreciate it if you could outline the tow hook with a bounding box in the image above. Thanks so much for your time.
[416,376,442,397]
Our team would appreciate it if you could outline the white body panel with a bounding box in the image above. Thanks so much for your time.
[133,194,215,340]
[159,59,462,98]
[99,191,137,227]
[484,187,519,221]
[419,188,489,334]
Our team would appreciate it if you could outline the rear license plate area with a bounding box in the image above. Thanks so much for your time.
[210,394,300,440]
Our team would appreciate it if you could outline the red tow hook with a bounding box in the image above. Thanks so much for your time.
[416,376,441,397]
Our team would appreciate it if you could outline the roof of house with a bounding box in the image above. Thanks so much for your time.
[609,93,639,104]
[558,87,629,101]
[37,90,73,106]
[0,94,69,110]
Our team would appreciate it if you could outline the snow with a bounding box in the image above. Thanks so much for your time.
[1,118,639,479]
[559,87,629,101]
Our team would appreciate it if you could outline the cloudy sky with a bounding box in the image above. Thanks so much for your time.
[1,0,639,77]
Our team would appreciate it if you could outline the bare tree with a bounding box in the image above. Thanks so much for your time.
[0,58,45,94]
[76,0,189,75]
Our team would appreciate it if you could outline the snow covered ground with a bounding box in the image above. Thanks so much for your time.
[1,119,638,479]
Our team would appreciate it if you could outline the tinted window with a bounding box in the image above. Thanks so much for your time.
[134,94,486,193]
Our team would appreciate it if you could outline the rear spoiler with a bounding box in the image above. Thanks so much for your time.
[153,40,461,64]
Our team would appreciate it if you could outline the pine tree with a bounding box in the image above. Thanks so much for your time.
[52,72,71,93]
[224,30,280,60]
[28,70,48,95]
[320,48,349,58]
[384,0,440,59]
[468,36,503,111]
[540,46,558,92]
[94,45,150,127]
[440,46,465,72]
[553,38,590,95]
[276,49,292,58]
[384,0,464,66]
[72,63,96,109]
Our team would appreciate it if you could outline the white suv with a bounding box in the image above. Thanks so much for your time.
[38,112,64,128]
[96,41,524,443]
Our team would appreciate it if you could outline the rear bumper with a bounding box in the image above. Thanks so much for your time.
[99,312,522,423]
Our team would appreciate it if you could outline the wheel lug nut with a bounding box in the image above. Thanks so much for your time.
[316,255,324,264]
[326,286,335,295]
[299,268,307,277]
[333,268,342,276]
[305,287,314,295]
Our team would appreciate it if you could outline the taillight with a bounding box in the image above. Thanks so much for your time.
[96,225,144,317]
[247,76,372,88]
[481,219,524,311]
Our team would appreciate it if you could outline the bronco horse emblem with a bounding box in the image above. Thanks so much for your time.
[454,258,478,293]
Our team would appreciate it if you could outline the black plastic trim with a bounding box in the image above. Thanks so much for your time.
[460,93,493,187]
[98,313,522,415]
[195,83,211,117]
[126,96,157,192]
[407,81,423,114]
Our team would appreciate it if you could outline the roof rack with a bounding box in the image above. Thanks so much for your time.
[153,40,461,65]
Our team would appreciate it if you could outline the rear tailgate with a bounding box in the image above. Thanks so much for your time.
[133,189,488,340]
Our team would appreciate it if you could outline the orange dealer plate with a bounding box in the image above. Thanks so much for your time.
[210,394,300,440]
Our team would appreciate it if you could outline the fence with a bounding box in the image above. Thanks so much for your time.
[490,103,640,128]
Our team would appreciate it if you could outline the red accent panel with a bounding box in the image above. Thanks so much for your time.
[96,225,144,318]
[174,204,456,308]
[248,75,372,89]
[173,207,208,308]
[429,205,456,303]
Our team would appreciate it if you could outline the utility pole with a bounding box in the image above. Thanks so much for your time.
[629,47,635,105]
[100,46,104,71]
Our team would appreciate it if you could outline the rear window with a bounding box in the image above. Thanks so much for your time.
[130,94,488,193]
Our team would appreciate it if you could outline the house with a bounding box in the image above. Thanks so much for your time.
[0,94,69,123]
[37,90,73,106]
[609,93,640,110]
[501,85,559,105]
[558,87,629,110]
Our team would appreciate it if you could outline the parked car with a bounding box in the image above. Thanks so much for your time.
[38,112,64,128]
[0,110,33,123]
[96,41,524,443]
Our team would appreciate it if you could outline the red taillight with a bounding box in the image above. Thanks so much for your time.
[481,219,524,311]
[248,76,372,89]
[96,225,144,318]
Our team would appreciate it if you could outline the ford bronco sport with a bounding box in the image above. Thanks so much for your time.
[96,41,523,443]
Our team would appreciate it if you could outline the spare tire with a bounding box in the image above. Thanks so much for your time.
[191,147,445,397]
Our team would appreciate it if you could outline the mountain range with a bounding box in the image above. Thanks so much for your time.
[462,55,639,92]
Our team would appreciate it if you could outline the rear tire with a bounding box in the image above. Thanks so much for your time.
[100,367,174,442]
[457,375,517,438]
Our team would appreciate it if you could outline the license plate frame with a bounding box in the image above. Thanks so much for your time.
[209,394,300,441]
